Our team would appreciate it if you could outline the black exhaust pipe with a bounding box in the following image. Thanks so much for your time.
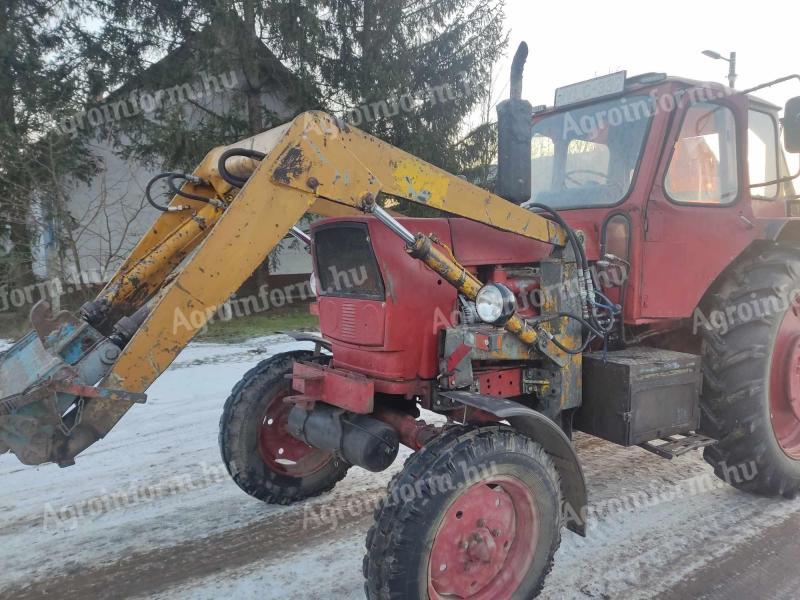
[287,403,399,473]
[496,42,533,204]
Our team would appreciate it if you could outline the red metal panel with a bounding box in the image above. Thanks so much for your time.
[291,361,375,414]
[476,368,522,398]
[313,217,457,382]
[638,88,761,319]
[449,219,551,265]
[318,297,385,346]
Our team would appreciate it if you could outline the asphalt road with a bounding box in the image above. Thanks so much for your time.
[655,513,800,600]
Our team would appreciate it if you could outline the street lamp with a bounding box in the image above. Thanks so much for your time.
[702,50,737,89]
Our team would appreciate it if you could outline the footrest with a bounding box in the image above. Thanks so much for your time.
[639,433,717,459]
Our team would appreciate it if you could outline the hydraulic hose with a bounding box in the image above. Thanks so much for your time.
[525,202,588,270]
[145,172,184,212]
[217,148,267,188]
[166,174,214,204]
[146,172,215,211]
[526,202,618,337]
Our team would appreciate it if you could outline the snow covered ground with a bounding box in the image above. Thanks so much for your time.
[1,334,798,599]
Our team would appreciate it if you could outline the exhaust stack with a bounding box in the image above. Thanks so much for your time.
[496,42,533,204]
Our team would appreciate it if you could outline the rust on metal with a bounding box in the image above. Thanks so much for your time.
[273,146,309,185]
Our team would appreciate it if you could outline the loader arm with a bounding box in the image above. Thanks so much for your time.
[0,111,565,466]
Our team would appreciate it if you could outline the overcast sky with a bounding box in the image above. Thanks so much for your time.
[494,0,799,110]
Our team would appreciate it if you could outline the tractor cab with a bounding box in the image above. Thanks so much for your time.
[526,73,798,212]
[512,73,800,325]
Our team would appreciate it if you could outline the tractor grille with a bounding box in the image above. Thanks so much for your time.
[340,302,357,338]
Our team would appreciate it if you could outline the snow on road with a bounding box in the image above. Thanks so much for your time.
[1,334,799,599]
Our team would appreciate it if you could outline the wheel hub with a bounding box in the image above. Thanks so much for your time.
[428,477,538,599]
[258,394,332,477]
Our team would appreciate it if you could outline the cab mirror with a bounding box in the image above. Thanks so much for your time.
[785,97,800,153]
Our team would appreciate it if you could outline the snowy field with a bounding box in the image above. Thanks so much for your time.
[1,334,799,599]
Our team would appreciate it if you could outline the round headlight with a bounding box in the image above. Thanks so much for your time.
[475,284,516,325]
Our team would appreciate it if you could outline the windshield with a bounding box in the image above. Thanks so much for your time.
[531,95,654,208]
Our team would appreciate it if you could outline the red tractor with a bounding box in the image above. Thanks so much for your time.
[217,49,800,597]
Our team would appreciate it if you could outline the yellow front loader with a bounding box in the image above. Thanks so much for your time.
[0,109,566,466]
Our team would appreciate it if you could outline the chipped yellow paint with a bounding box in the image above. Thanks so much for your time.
[310,197,362,218]
[392,159,452,206]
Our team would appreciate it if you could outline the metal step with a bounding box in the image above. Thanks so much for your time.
[639,433,717,459]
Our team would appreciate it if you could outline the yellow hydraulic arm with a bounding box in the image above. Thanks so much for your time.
[51,111,567,463]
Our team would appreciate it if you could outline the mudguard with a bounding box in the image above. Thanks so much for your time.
[440,390,588,536]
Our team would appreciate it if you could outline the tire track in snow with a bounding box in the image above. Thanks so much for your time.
[2,488,383,600]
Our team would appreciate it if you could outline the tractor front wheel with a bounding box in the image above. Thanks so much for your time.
[219,351,350,504]
[701,244,800,497]
[364,425,562,599]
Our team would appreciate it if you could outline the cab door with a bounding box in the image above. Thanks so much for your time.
[639,91,756,319]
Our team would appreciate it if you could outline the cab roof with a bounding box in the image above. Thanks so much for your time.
[539,73,781,115]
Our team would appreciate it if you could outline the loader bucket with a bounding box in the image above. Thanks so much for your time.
[0,302,144,466]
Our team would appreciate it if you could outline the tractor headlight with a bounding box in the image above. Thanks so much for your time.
[475,284,516,325]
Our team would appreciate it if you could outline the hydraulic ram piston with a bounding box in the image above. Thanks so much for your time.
[364,198,540,348]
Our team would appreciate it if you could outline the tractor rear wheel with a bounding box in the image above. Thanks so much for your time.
[364,425,562,599]
[700,244,800,497]
[219,351,350,504]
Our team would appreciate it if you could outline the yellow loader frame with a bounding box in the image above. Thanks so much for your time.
[53,111,566,462]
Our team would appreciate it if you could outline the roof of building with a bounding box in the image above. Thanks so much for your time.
[107,17,314,106]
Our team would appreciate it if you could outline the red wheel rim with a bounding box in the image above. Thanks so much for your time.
[427,476,538,599]
[770,304,800,459]
[258,393,333,477]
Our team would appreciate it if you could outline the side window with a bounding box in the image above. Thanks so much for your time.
[748,110,779,198]
[531,133,555,190]
[665,102,739,205]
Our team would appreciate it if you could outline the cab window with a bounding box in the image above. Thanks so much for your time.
[748,110,779,198]
[530,95,654,208]
[665,102,739,205]
[565,140,611,185]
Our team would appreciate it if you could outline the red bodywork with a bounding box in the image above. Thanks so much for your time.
[293,78,800,406]
[548,80,798,324]
[308,217,545,399]
[290,361,375,413]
